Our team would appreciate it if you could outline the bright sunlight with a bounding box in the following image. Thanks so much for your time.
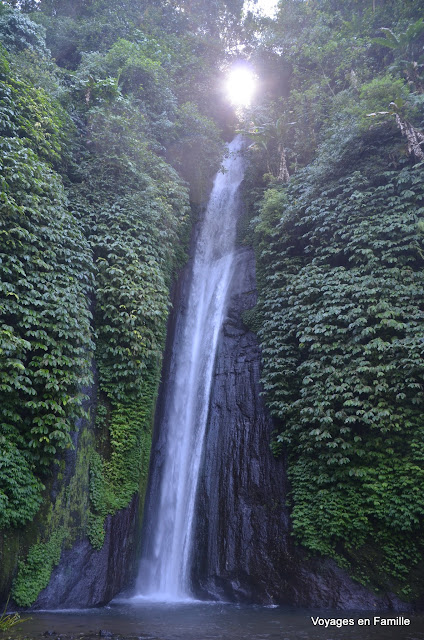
[225,66,256,108]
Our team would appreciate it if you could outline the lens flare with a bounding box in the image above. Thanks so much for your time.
[225,67,256,107]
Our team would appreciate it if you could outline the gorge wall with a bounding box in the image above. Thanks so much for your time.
[192,244,412,610]
[0,2,225,609]
[33,495,140,609]
[2,0,424,612]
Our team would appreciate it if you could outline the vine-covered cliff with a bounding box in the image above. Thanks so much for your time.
[0,0,235,606]
[241,0,424,603]
[1,0,424,610]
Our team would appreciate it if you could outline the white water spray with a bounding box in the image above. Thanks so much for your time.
[135,137,245,600]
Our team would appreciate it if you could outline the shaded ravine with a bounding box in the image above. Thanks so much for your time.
[135,137,245,599]
[33,138,412,611]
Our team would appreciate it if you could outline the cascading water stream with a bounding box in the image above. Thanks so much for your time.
[135,136,245,601]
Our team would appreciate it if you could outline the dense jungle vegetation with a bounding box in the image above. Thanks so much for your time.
[242,0,424,599]
[1,0,424,606]
[0,0,238,605]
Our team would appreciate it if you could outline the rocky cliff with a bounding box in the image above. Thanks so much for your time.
[192,245,410,611]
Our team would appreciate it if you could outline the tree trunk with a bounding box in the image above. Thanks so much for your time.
[395,114,424,160]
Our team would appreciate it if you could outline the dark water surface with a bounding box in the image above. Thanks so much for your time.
[9,601,424,640]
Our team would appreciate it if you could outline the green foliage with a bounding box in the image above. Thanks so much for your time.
[12,528,65,607]
[57,25,196,552]
[87,394,154,549]
[359,73,409,116]
[372,18,424,52]
[0,3,227,598]
[9,424,96,603]
[245,0,424,171]
[0,50,71,166]
[2,0,424,607]
[0,596,28,632]
[36,0,229,159]
[253,125,424,591]
[71,96,189,404]
[241,306,263,334]
[0,442,44,529]
[169,101,224,203]
[248,5,424,594]
[0,7,48,56]
[0,47,93,529]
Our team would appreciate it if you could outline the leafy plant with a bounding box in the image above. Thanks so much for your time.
[372,18,424,52]
[252,122,424,593]
[0,45,93,529]
[12,529,65,607]
[0,596,28,632]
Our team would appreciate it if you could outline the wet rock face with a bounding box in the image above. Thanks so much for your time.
[193,246,290,604]
[192,246,410,611]
[34,495,139,609]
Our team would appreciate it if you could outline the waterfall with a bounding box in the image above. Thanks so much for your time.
[135,136,245,601]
